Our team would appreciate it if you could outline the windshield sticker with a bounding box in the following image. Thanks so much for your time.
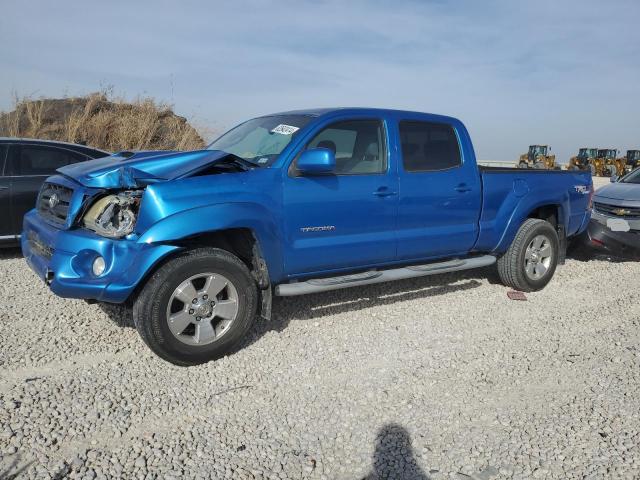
[271,124,300,135]
[257,157,269,164]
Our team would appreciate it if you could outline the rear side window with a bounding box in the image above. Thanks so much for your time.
[0,145,7,175]
[399,121,461,172]
[10,145,86,176]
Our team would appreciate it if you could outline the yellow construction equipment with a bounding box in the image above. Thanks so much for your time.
[595,149,618,177]
[518,145,557,169]
[623,150,640,174]
[611,154,629,177]
[568,148,597,172]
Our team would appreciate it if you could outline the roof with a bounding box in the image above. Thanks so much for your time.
[265,107,460,122]
[0,137,109,155]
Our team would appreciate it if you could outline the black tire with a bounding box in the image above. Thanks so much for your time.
[133,248,258,366]
[497,219,559,292]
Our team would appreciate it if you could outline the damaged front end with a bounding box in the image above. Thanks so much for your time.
[48,149,254,238]
[57,149,249,189]
[82,190,143,238]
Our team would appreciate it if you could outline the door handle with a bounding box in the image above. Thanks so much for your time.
[455,183,472,193]
[373,187,397,197]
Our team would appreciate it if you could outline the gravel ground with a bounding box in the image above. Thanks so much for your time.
[2,178,639,480]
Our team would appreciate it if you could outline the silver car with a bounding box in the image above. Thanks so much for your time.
[588,168,640,257]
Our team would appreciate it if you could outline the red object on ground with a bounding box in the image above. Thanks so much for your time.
[507,290,528,301]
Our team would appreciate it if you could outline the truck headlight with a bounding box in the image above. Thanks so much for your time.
[82,191,141,238]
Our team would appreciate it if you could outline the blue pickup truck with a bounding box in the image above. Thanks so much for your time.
[22,108,593,365]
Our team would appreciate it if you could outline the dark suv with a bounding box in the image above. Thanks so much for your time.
[0,138,108,245]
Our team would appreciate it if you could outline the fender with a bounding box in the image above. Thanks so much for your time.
[137,202,285,282]
[493,193,569,254]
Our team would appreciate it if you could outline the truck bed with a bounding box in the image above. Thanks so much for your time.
[479,165,583,174]
[474,166,592,253]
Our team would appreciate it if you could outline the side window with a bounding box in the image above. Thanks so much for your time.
[304,119,386,175]
[0,145,7,176]
[10,145,85,176]
[399,121,461,172]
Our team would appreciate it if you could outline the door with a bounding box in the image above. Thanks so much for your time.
[8,144,87,235]
[0,145,11,238]
[283,118,398,275]
[396,119,481,260]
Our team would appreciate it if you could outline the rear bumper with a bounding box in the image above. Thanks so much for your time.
[21,210,180,303]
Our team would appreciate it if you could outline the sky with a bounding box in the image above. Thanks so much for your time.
[1,0,639,163]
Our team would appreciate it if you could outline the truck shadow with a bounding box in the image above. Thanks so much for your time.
[100,269,485,337]
[242,269,485,348]
[0,247,22,260]
[97,302,135,328]
[566,241,639,263]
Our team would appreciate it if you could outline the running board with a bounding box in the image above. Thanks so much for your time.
[275,255,496,296]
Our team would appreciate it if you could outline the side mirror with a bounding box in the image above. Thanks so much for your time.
[610,175,618,183]
[297,148,335,174]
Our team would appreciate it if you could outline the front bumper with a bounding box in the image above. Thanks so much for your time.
[587,209,640,257]
[21,210,180,303]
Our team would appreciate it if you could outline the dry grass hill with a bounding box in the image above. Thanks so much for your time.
[0,92,205,152]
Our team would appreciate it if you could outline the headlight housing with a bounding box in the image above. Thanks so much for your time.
[82,191,142,238]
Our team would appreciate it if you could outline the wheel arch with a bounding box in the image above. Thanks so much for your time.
[137,202,284,282]
[526,204,563,229]
[125,227,273,318]
[495,199,569,254]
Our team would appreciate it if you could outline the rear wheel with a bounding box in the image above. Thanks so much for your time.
[497,219,559,292]
[133,248,258,366]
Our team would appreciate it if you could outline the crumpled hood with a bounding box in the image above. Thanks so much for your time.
[57,149,234,188]
[595,182,640,203]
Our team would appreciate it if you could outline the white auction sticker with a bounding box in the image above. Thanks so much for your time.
[606,218,630,232]
[271,124,299,135]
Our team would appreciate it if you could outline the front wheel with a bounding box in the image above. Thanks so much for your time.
[497,219,559,292]
[133,248,258,366]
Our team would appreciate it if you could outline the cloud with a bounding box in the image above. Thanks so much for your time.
[1,0,639,161]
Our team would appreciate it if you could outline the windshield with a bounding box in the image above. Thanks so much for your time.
[622,168,640,184]
[579,148,595,157]
[529,146,535,154]
[207,115,313,166]
[530,146,546,156]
